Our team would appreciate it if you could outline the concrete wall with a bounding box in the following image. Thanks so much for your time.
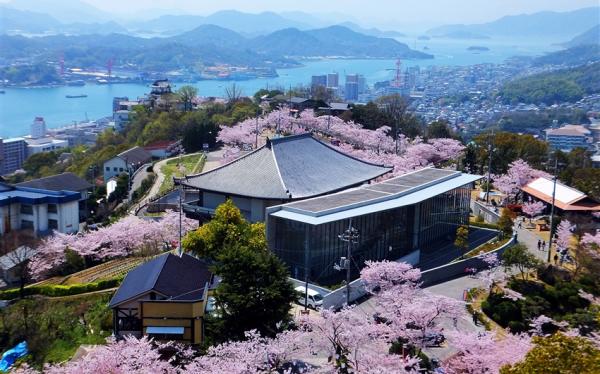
[471,201,501,224]
[419,235,516,287]
[57,200,79,234]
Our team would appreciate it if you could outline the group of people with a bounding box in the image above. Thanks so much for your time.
[536,239,546,251]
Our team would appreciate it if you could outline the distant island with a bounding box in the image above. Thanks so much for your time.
[467,46,490,51]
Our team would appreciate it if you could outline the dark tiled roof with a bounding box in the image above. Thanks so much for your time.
[16,172,92,192]
[117,146,152,165]
[109,253,212,308]
[182,134,392,199]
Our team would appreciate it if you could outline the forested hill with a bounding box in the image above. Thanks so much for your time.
[499,62,600,105]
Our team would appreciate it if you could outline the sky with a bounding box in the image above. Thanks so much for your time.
[1,0,598,29]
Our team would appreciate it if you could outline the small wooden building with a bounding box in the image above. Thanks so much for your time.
[109,253,215,344]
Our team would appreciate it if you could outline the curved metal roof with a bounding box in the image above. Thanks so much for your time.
[182,134,392,200]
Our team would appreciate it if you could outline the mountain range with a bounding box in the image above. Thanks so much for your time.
[0,24,431,72]
[427,7,599,40]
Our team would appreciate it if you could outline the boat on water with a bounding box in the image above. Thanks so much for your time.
[66,94,88,98]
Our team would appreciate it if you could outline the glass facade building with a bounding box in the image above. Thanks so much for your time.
[268,184,472,286]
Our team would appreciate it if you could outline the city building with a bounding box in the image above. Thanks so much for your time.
[16,172,93,221]
[1,138,27,175]
[181,134,392,222]
[521,177,600,213]
[545,124,592,152]
[357,75,366,94]
[327,73,339,88]
[266,168,480,285]
[345,81,359,101]
[103,146,152,183]
[109,253,216,344]
[25,137,69,156]
[0,182,81,236]
[30,117,46,139]
[311,75,327,89]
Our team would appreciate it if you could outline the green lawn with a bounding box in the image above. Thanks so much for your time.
[158,153,206,195]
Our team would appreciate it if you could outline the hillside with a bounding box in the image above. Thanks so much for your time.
[533,44,600,66]
[427,7,599,40]
[250,25,431,59]
[563,25,600,48]
[499,62,600,105]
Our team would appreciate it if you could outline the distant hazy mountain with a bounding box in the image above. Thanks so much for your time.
[337,22,405,38]
[129,10,312,36]
[168,24,248,49]
[7,0,113,23]
[562,25,600,48]
[0,6,127,35]
[250,25,430,59]
[427,7,599,40]
[0,6,62,33]
[0,6,128,35]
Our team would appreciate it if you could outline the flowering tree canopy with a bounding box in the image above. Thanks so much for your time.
[443,331,532,374]
[522,200,546,221]
[218,107,465,177]
[492,159,550,201]
[555,220,575,253]
[30,211,197,279]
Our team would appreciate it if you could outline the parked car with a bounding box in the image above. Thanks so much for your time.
[423,332,445,347]
[295,286,324,309]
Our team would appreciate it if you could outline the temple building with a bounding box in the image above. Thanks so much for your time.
[181,134,392,222]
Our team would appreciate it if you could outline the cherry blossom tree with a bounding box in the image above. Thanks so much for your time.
[555,220,575,253]
[443,331,532,374]
[14,336,177,374]
[476,252,506,290]
[360,261,463,351]
[217,107,465,177]
[30,211,197,280]
[521,200,546,223]
[297,307,421,374]
[492,159,551,203]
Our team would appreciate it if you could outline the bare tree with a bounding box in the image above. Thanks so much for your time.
[225,83,244,103]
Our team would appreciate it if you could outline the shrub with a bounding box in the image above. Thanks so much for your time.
[0,278,121,300]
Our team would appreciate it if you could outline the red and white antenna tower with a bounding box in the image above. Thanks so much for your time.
[391,58,402,88]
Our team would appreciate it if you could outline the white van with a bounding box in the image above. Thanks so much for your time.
[295,286,324,309]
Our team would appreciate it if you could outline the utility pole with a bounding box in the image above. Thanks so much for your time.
[337,220,359,306]
[178,150,184,257]
[547,155,559,263]
[255,107,259,149]
[486,130,494,205]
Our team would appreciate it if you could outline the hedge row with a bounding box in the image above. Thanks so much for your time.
[0,278,121,300]
[470,221,500,230]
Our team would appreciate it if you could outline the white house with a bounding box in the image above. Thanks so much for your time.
[0,183,80,236]
[103,146,152,183]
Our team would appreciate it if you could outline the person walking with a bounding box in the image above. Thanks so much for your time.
[537,239,542,251]
[542,240,546,250]
[553,253,559,265]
